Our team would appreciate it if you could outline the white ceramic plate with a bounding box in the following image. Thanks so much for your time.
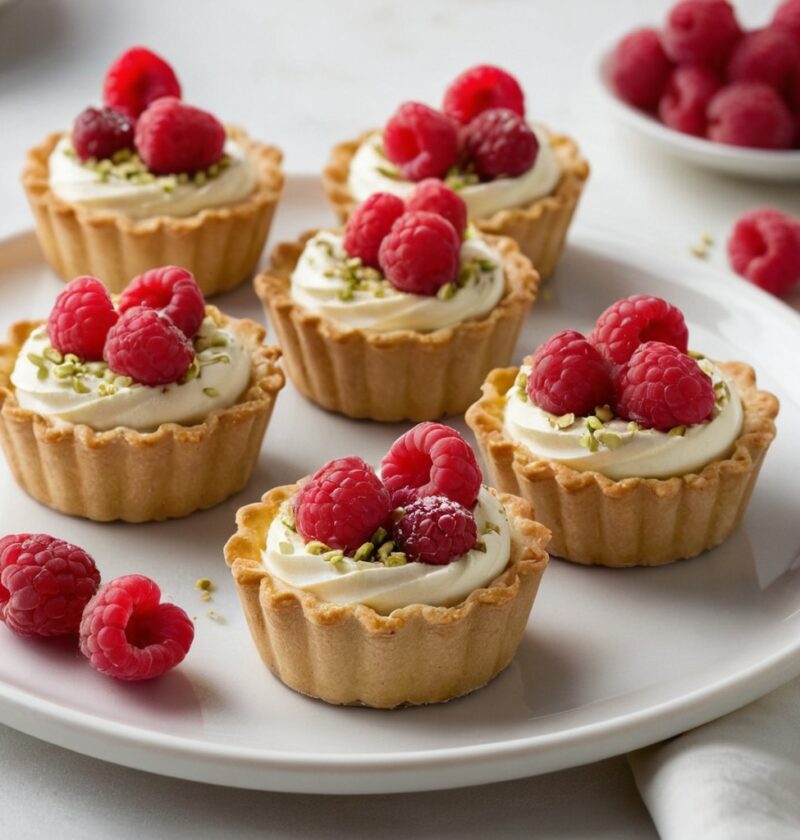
[597,48,800,181]
[0,176,799,794]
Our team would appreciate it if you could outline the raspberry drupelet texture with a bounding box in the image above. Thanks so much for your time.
[381,422,482,510]
[610,28,674,111]
[72,107,135,162]
[383,101,460,182]
[527,330,614,417]
[728,208,800,296]
[294,456,392,555]
[659,65,722,136]
[463,108,539,181]
[442,65,525,124]
[342,192,405,269]
[405,180,468,240]
[47,276,119,362]
[662,0,742,69]
[102,46,182,120]
[590,295,689,367]
[0,534,100,638]
[727,28,800,107]
[774,0,800,45]
[79,574,194,681]
[119,266,205,339]
[392,495,478,566]
[706,82,795,149]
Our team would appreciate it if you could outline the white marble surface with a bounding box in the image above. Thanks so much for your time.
[0,0,797,836]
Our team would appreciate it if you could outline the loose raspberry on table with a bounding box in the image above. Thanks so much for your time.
[72,107,135,162]
[442,65,525,124]
[47,276,119,362]
[293,456,392,555]
[383,101,459,182]
[392,495,478,566]
[727,208,800,296]
[119,266,205,339]
[104,306,194,386]
[527,330,614,417]
[102,46,181,120]
[706,82,795,149]
[463,108,538,181]
[610,28,674,111]
[405,179,468,240]
[79,574,194,681]
[615,341,716,431]
[662,0,742,69]
[727,28,800,107]
[380,422,482,510]
[0,534,100,638]
[378,210,461,296]
[135,97,225,175]
[658,65,722,136]
[342,193,405,268]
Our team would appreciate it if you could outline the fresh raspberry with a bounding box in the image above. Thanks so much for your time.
[79,574,194,681]
[293,457,392,555]
[590,295,689,367]
[442,65,525,124]
[383,102,459,182]
[662,1,742,69]
[615,342,715,431]
[380,422,482,510]
[72,107,134,162]
[47,276,119,362]
[378,210,460,295]
[405,180,468,240]
[462,108,538,181]
[706,82,795,149]
[0,534,100,638]
[118,266,205,339]
[104,307,194,386]
[102,46,181,120]
[727,208,800,296]
[610,28,674,111]
[342,193,405,268]
[134,97,225,175]
[526,330,614,417]
[774,0,800,45]
[658,65,722,136]
[392,495,478,566]
[727,28,800,107]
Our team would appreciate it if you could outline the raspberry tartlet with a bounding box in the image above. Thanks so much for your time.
[322,65,589,280]
[466,295,779,567]
[0,268,284,522]
[255,185,538,422]
[224,424,549,708]
[22,47,284,297]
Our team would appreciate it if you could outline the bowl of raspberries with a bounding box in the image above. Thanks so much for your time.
[601,0,800,179]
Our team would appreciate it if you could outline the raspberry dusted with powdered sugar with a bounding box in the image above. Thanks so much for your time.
[728,208,800,296]
[383,101,459,182]
[442,65,525,124]
[610,28,674,111]
[392,495,478,566]
[463,108,539,181]
[72,107,135,162]
[405,180,468,240]
[47,276,119,362]
[342,192,405,269]
[119,266,206,339]
[102,46,182,120]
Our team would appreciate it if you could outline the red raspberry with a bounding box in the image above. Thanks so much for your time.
[662,1,742,69]
[774,0,800,45]
[463,108,538,181]
[527,330,614,417]
[47,276,119,362]
[383,102,459,182]
[610,28,674,111]
[342,193,405,268]
[727,208,800,296]
[0,534,100,638]
[706,82,795,149]
[380,422,482,510]
[134,97,225,175]
[102,46,181,120]
[405,179,468,240]
[392,495,478,566]
[659,65,722,136]
[727,28,800,107]
[119,266,205,339]
[79,574,194,681]
[590,295,689,367]
[294,456,392,555]
[615,342,715,431]
[72,107,134,162]
[104,307,194,386]
[442,65,525,125]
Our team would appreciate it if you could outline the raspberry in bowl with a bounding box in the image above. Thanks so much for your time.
[0,267,285,522]
[322,65,589,280]
[466,295,779,567]
[224,423,550,708]
[22,47,284,297]
[255,185,539,422]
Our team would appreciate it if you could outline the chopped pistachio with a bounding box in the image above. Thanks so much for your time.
[278,541,294,555]
[515,371,528,391]
[688,350,705,360]
[371,526,387,545]
[473,539,487,553]
[585,415,604,431]
[437,282,456,300]
[477,259,496,272]
[579,433,599,452]
[322,549,345,564]
[376,165,401,181]
[113,375,133,388]
[53,363,76,378]
[669,425,687,437]
[306,540,332,555]
[391,507,405,523]
[64,353,80,365]
[207,163,220,177]
[195,578,214,591]
[594,405,614,423]
[337,287,354,302]
[210,334,228,348]
[43,347,63,364]
[548,412,575,430]
[26,352,45,368]
[482,521,501,535]
[194,171,207,186]
[203,387,220,398]
[596,430,622,450]
[72,378,91,394]
[36,366,48,381]
[207,610,225,623]
[377,541,395,561]
[384,552,408,567]
[627,421,640,434]
[353,542,374,562]
[280,504,296,532]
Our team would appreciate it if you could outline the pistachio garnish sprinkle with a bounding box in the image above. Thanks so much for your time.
[594,405,614,423]
[306,541,332,556]
[669,425,687,437]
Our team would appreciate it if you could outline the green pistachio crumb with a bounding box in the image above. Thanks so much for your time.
[391,507,405,523]
[337,287,354,302]
[72,378,91,394]
[353,542,374,562]
[370,526,388,546]
[596,430,622,450]
[53,363,76,379]
[669,425,687,437]
[322,549,345,564]
[474,539,487,553]
[26,352,45,368]
[195,578,214,591]
[482,521,501,535]
[627,421,640,433]
[477,260,496,272]
[384,552,408,567]
[306,540,332,555]
[194,171,207,186]
[437,282,456,300]
[203,387,220,398]
[377,541,395,561]
[36,366,48,381]
[548,412,575,430]
[278,541,294,555]
[585,416,604,431]
[594,405,614,423]
[43,347,63,364]
[210,334,228,348]
[579,433,599,452]
[376,165,401,181]
[207,163,220,178]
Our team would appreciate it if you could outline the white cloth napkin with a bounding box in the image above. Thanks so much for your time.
[628,677,800,840]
